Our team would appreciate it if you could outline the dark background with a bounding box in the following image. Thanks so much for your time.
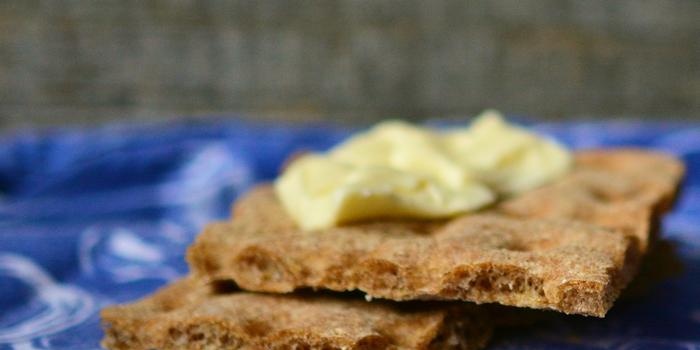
[1,0,699,130]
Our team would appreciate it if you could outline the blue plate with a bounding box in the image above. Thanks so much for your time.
[0,118,698,349]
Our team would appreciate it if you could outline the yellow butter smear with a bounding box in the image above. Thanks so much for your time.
[275,110,572,230]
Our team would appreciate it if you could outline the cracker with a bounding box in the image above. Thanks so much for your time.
[187,149,682,317]
[189,191,638,317]
[101,277,492,350]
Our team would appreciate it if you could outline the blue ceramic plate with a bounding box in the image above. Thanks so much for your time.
[1,118,698,349]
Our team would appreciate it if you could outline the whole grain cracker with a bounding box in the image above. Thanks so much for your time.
[188,150,683,317]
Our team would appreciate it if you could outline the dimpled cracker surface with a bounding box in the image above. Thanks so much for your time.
[188,150,682,317]
[101,277,492,350]
[499,149,684,252]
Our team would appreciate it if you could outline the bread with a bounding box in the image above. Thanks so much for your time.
[187,150,683,317]
[101,277,492,350]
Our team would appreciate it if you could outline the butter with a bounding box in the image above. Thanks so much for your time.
[275,110,572,230]
[275,155,494,230]
[444,110,572,195]
[330,121,477,190]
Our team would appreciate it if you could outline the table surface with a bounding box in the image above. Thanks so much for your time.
[0,118,699,350]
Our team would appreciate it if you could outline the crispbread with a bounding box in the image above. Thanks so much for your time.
[499,149,684,252]
[101,277,492,350]
[189,200,636,317]
[187,149,682,317]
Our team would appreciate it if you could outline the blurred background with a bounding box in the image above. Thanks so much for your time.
[1,0,699,130]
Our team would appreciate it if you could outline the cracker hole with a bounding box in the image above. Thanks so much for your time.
[211,279,239,294]
[189,332,204,342]
[168,328,182,338]
[200,257,221,274]
[475,276,492,291]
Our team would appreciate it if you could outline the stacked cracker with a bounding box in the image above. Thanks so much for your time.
[102,149,683,349]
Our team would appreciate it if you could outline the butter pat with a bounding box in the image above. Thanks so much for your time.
[275,110,572,230]
[330,121,477,191]
[275,155,494,230]
[445,110,572,195]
